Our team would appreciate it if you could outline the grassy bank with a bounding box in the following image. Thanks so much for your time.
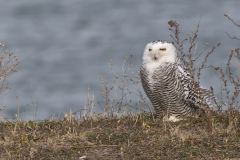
[0,111,239,159]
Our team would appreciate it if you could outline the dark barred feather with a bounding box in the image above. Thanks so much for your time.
[140,62,213,119]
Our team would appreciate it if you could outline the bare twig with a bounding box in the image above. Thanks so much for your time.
[197,43,221,82]
[224,14,240,27]
[225,32,240,41]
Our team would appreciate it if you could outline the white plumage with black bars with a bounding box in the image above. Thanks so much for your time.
[140,40,213,122]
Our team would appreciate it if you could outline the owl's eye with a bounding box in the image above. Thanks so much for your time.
[148,48,152,52]
[159,48,166,51]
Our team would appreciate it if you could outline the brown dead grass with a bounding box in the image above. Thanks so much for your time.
[0,111,239,160]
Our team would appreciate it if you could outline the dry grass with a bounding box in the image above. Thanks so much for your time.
[0,112,239,159]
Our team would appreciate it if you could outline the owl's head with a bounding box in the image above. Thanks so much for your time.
[142,40,177,66]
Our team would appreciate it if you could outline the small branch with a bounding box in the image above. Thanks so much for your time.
[225,32,240,41]
[197,43,221,82]
[224,14,240,27]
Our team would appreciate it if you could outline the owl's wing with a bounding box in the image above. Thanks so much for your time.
[140,66,152,99]
[176,65,215,110]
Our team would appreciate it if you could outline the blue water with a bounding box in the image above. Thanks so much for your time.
[0,0,239,120]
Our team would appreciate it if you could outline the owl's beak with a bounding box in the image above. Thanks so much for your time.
[153,54,158,60]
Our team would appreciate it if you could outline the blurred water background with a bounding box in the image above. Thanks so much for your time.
[0,0,239,120]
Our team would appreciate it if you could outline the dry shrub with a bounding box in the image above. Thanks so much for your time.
[168,20,220,85]
[167,16,240,134]
[168,17,240,112]
[214,14,240,110]
[0,42,19,110]
[100,55,151,116]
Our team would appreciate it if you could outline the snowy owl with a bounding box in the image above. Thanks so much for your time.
[140,40,212,122]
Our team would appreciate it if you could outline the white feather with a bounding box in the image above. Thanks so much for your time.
[142,41,177,85]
